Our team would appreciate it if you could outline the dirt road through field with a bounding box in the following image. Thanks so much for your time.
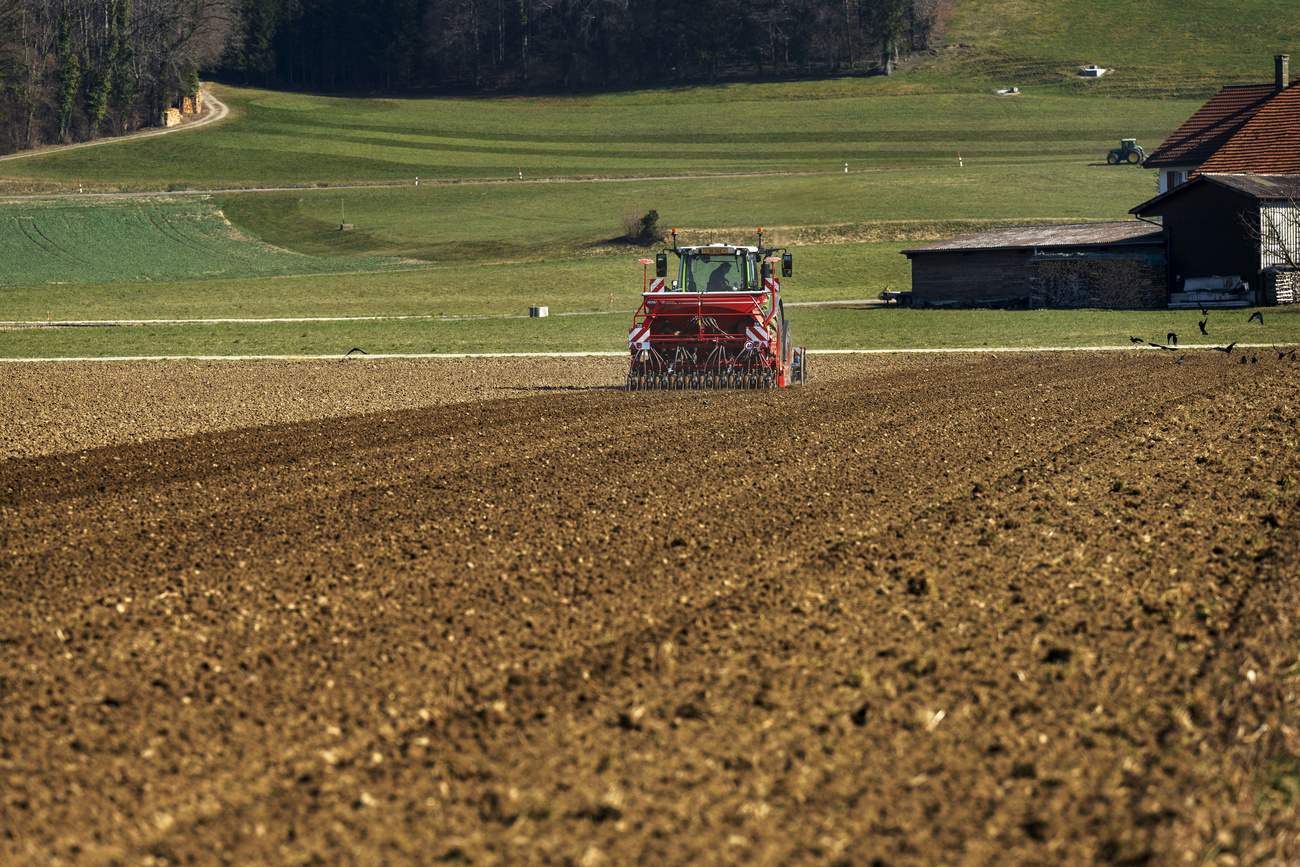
[2,353,1297,865]
[0,87,229,167]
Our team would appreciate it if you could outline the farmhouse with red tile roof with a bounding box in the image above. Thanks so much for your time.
[1193,82,1300,175]
[1129,56,1300,306]
[901,56,1300,309]
[1142,55,1294,193]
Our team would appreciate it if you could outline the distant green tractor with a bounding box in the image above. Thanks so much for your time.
[1107,138,1144,165]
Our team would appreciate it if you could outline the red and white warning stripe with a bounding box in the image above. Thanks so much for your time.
[629,324,652,350]
[647,278,666,293]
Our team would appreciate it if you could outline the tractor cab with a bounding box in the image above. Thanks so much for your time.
[651,236,794,293]
[678,245,758,292]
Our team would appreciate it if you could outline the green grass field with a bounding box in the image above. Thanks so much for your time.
[917,0,1300,97]
[214,164,1155,264]
[4,309,1295,360]
[1,0,1295,358]
[0,86,1195,194]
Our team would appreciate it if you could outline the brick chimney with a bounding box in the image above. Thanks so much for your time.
[1277,54,1290,91]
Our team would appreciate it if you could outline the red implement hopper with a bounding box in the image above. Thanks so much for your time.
[626,230,806,390]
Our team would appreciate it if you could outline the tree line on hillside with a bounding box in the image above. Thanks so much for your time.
[0,1,235,153]
[0,0,941,154]
[225,0,942,91]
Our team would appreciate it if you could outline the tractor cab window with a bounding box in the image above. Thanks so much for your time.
[681,253,754,292]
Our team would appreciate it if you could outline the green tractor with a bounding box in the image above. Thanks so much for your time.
[1107,138,1144,165]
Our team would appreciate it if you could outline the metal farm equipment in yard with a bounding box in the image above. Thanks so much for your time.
[1107,138,1145,165]
[626,229,806,391]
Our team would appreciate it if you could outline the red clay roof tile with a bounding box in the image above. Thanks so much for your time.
[1142,84,1276,168]
[1193,81,1300,175]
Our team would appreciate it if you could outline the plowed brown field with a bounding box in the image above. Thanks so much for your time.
[2,353,1298,867]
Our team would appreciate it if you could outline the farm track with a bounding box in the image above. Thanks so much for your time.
[1,353,1298,866]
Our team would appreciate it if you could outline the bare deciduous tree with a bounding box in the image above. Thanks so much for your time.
[0,0,236,153]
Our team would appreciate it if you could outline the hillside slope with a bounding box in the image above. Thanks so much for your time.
[918,0,1300,97]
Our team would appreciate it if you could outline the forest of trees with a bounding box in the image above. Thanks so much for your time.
[0,0,942,154]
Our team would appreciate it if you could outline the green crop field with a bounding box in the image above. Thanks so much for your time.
[1,0,1296,358]
[0,197,416,288]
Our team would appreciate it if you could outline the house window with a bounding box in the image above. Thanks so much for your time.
[1166,170,1187,191]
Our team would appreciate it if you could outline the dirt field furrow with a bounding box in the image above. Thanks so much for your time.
[2,354,1298,866]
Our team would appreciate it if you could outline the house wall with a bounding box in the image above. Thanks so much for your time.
[1156,185,1261,287]
[909,249,1035,305]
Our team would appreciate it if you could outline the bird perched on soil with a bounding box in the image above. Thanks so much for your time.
[1248,311,1263,324]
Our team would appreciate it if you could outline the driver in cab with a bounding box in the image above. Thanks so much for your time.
[706,262,734,292]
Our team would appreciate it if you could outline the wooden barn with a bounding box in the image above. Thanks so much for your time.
[1131,173,1299,306]
[900,222,1167,308]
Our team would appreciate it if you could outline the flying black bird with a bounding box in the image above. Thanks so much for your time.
[1248,310,1263,324]
[1147,340,1175,351]
[1213,342,1237,355]
[1199,304,1210,316]
[1167,332,1178,346]
[1129,336,1144,344]
[1198,319,1208,336]
[1275,345,1287,360]
[344,347,368,357]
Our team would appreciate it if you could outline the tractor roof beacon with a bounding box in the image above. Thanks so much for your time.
[626,228,807,391]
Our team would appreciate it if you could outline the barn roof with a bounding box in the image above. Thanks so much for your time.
[1130,172,1300,216]
[1141,84,1276,169]
[901,221,1163,256]
[1192,82,1300,175]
